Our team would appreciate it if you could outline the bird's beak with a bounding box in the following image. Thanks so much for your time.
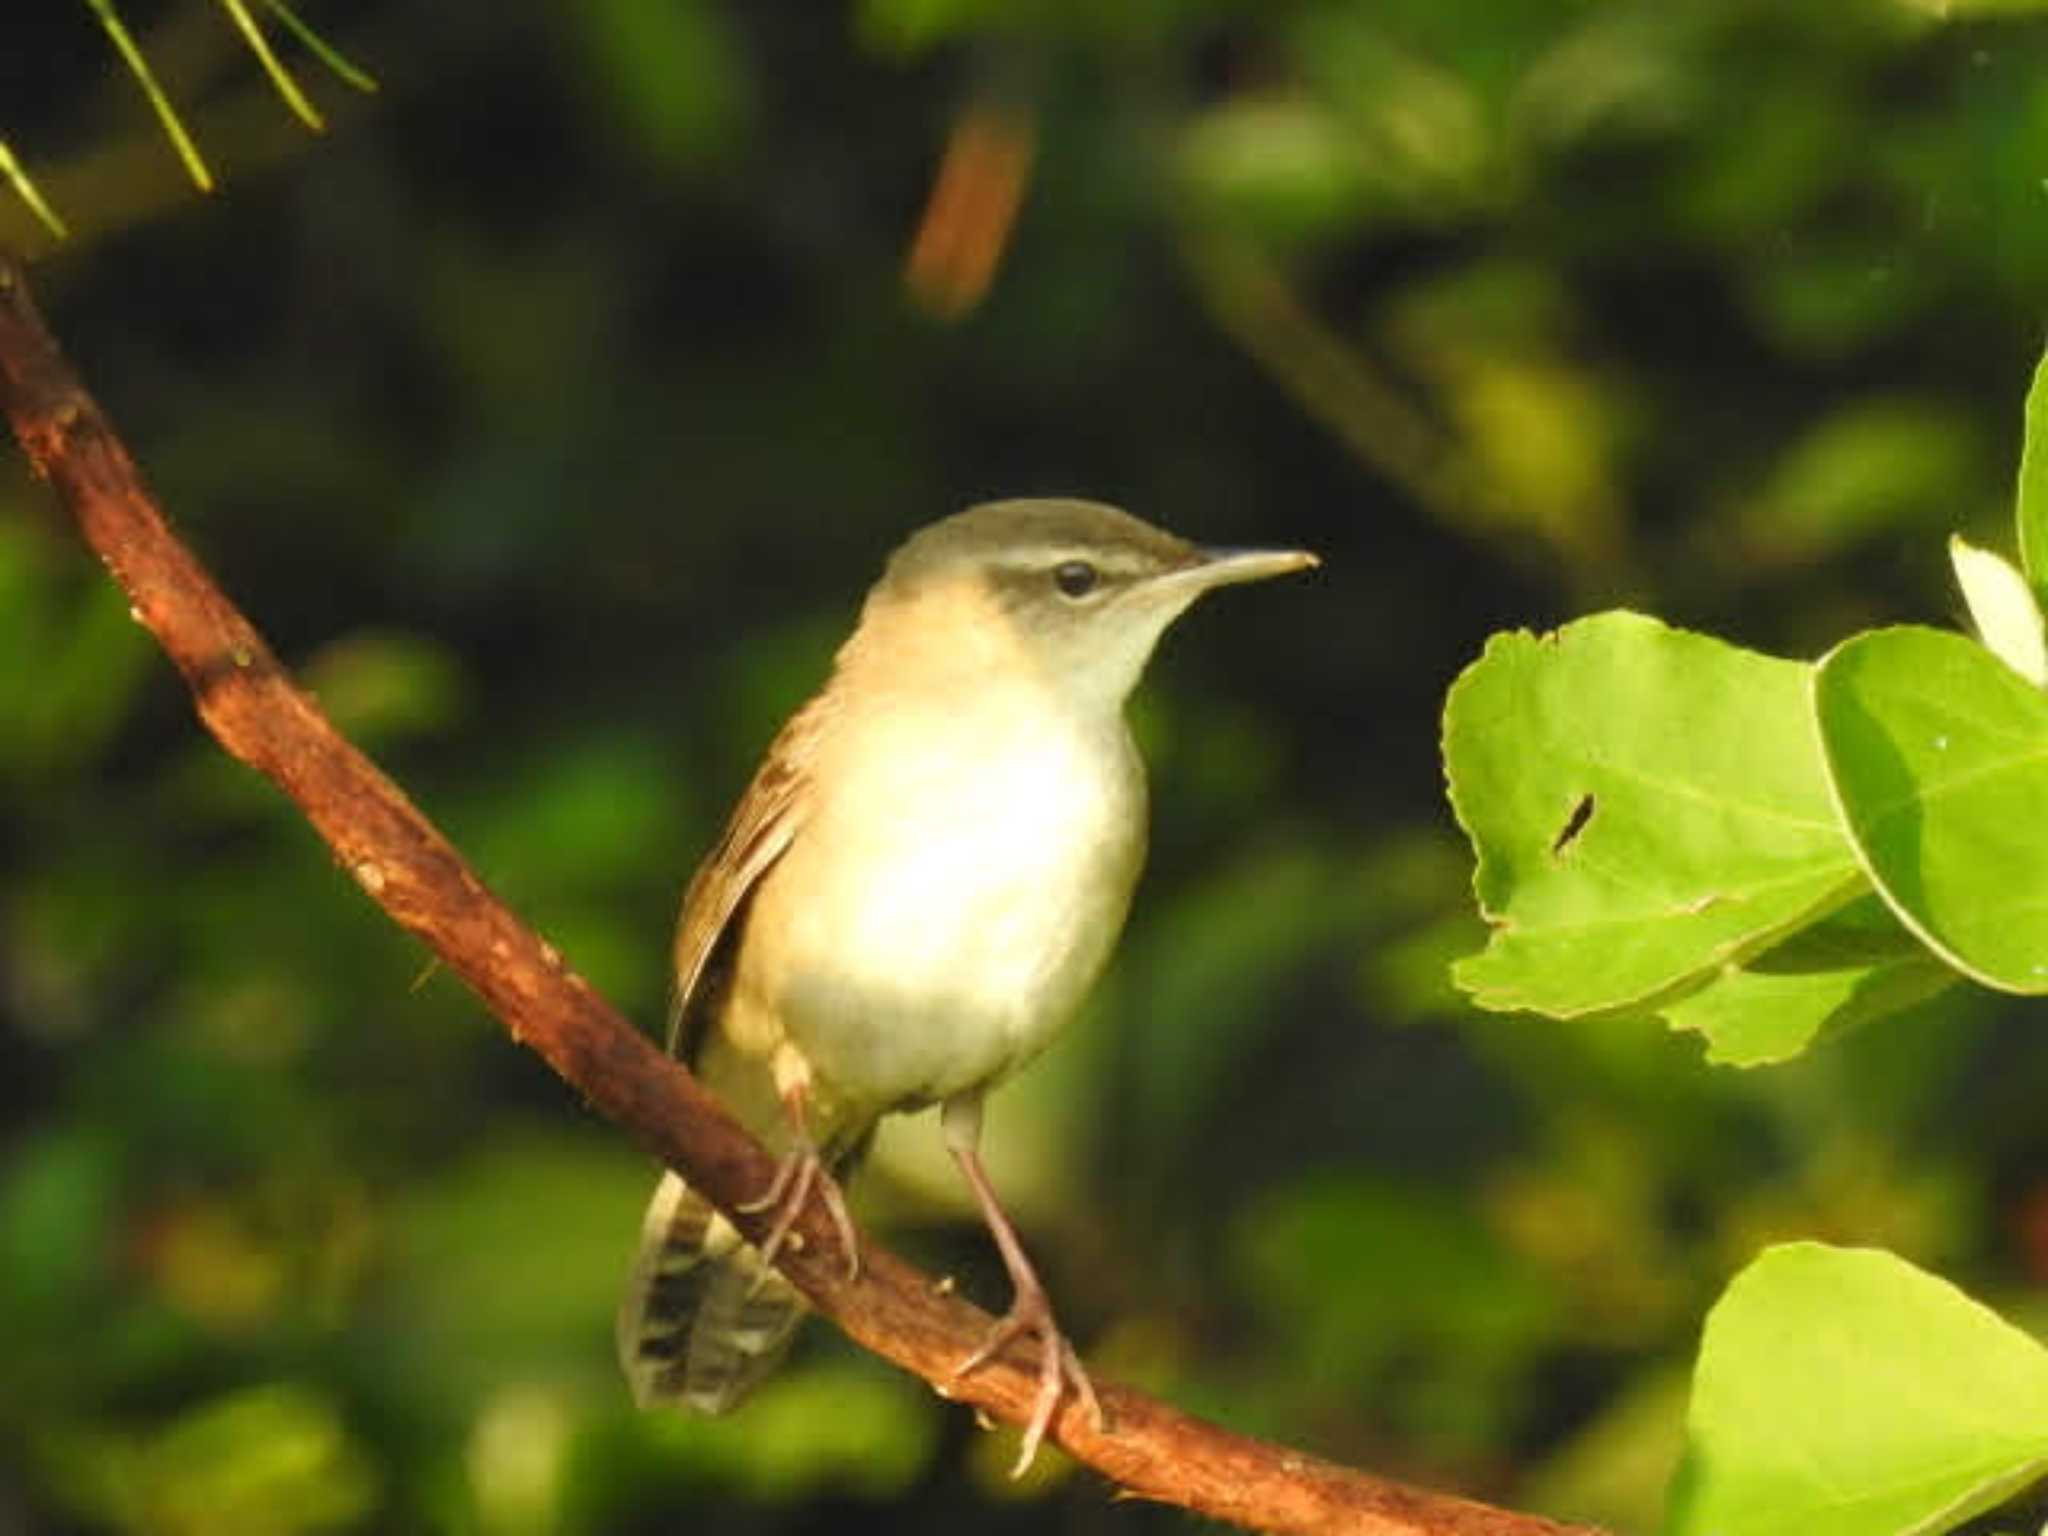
[1197,545,1320,585]
[1156,544,1321,597]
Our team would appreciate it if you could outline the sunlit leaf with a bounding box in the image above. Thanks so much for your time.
[1448,612,1863,1017]
[1667,1244,2048,1536]
[1815,625,2048,993]
[1659,894,1954,1066]
[2017,344,2048,601]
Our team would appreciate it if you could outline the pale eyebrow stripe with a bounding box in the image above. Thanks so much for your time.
[990,547,1159,579]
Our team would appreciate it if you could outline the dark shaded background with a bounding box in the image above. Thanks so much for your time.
[6,2,2048,1531]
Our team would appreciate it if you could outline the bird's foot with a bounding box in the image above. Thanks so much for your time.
[952,1279,1103,1477]
[738,1143,859,1282]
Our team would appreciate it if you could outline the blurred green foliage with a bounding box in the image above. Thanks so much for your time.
[5,1,2048,1532]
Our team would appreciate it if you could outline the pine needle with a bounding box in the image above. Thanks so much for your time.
[0,139,69,239]
[82,0,216,193]
[214,0,325,131]
[262,0,379,93]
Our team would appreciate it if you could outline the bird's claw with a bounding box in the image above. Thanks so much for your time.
[739,1144,860,1285]
[952,1284,1103,1477]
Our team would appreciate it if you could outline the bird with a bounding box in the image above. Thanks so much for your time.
[616,497,1317,1472]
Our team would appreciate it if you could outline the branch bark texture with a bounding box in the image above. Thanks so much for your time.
[0,253,1600,1536]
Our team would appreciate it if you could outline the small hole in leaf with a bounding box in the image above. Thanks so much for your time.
[1551,793,1595,856]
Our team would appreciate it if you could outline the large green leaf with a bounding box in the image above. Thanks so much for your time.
[1447,612,1863,1016]
[1666,1244,2048,1536]
[1658,894,1955,1067]
[2016,345,2048,604]
[1814,625,2048,992]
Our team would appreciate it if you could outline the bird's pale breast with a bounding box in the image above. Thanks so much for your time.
[734,690,1145,1115]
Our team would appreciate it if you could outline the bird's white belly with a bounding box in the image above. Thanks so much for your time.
[742,712,1143,1112]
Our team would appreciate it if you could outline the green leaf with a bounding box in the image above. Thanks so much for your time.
[1952,536,2048,687]
[1814,625,2048,992]
[2017,344,2048,601]
[1447,612,1863,1017]
[1178,102,1371,245]
[134,1384,378,1533]
[1667,1243,2048,1536]
[575,0,751,169]
[1741,397,1977,564]
[856,0,1006,58]
[300,629,465,747]
[1659,894,1955,1066]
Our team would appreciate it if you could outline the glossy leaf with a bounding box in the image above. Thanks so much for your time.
[1658,895,1954,1066]
[1815,625,2048,992]
[1448,612,1863,1017]
[1668,1243,2048,1536]
[2018,344,2048,602]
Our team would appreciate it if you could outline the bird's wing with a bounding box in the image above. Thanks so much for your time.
[666,691,830,1058]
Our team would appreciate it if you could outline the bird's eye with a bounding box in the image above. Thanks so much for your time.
[1053,560,1099,599]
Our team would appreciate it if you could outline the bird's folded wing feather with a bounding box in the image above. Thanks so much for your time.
[666,691,830,1056]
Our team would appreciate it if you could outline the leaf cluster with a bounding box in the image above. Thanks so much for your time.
[1448,347,2048,1536]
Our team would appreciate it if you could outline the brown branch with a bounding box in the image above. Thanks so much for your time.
[0,252,1600,1536]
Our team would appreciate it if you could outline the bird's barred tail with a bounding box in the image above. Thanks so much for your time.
[616,1170,809,1415]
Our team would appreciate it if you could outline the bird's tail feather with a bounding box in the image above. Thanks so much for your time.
[616,1170,809,1414]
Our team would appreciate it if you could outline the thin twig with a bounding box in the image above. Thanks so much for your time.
[0,252,1600,1536]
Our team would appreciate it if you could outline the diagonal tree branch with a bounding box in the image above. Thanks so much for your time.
[0,252,1600,1536]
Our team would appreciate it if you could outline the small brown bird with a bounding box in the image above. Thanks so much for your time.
[617,499,1316,1471]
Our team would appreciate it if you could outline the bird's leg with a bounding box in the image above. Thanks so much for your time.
[738,1046,859,1280]
[941,1092,1104,1476]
